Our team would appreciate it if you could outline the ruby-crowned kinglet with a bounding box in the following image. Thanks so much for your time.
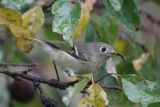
[24,37,124,81]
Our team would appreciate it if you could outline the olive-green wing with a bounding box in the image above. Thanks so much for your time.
[44,40,89,61]
[24,37,89,61]
[45,40,74,54]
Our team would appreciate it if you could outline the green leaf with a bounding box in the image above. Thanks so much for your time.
[63,78,90,106]
[85,22,99,42]
[122,74,160,107]
[1,0,35,11]
[109,0,123,11]
[153,0,160,4]
[103,0,140,30]
[51,0,81,46]
[92,14,119,43]
[44,26,63,41]
[12,95,43,107]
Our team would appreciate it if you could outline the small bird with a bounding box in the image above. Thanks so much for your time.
[24,37,124,81]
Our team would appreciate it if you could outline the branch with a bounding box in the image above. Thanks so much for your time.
[0,63,78,107]
[140,10,160,25]
[81,78,122,93]
[0,63,38,67]
[139,0,151,4]
[102,86,122,91]
[0,69,78,90]
[34,82,57,107]
[42,0,56,12]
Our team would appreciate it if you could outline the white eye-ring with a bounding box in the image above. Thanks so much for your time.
[100,46,107,53]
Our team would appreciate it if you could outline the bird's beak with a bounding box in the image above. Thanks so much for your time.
[108,51,126,61]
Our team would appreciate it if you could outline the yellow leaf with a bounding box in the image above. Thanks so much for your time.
[72,0,96,40]
[9,25,32,37]
[0,8,22,25]
[16,37,34,53]
[10,6,44,37]
[9,6,44,53]
[78,83,109,107]
[132,53,150,71]
[22,6,44,35]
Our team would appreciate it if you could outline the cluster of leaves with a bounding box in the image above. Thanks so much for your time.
[0,0,160,107]
[0,5,44,52]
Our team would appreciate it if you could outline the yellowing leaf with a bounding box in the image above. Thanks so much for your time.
[22,6,44,35]
[78,83,109,107]
[9,25,31,37]
[0,7,22,25]
[16,36,34,53]
[72,0,96,40]
[10,6,44,37]
[132,53,150,71]
[9,6,44,53]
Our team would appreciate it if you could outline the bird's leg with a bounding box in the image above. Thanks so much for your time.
[64,70,92,82]
[82,54,89,61]
[53,61,60,81]
[91,74,94,83]
[64,69,80,81]
[73,45,79,56]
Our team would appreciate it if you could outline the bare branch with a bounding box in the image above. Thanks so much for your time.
[140,10,160,25]
[0,63,38,67]
[102,86,122,91]
[0,69,78,89]
[34,82,57,107]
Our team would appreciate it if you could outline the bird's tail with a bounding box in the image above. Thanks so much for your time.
[23,37,58,56]
[23,37,60,49]
[23,37,45,46]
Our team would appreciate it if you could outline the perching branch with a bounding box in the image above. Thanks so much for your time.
[140,10,160,25]
[102,86,122,91]
[0,63,38,67]
[42,0,57,12]
[0,63,78,107]
[34,82,57,107]
[0,69,78,90]
[0,63,122,107]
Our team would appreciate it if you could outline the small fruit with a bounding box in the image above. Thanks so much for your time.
[9,79,35,102]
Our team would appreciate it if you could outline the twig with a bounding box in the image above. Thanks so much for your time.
[53,63,60,81]
[102,86,122,91]
[34,82,57,107]
[120,29,148,52]
[0,64,77,106]
[139,0,151,5]
[42,0,56,12]
[95,73,122,83]
[140,10,160,25]
[81,79,122,93]
[0,69,78,89]
[22,68,32,74]
[0,63,38,67]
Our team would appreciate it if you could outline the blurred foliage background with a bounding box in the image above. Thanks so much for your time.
[0,0,160,107]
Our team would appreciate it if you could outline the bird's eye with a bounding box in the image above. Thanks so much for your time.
[100,46,106,52]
